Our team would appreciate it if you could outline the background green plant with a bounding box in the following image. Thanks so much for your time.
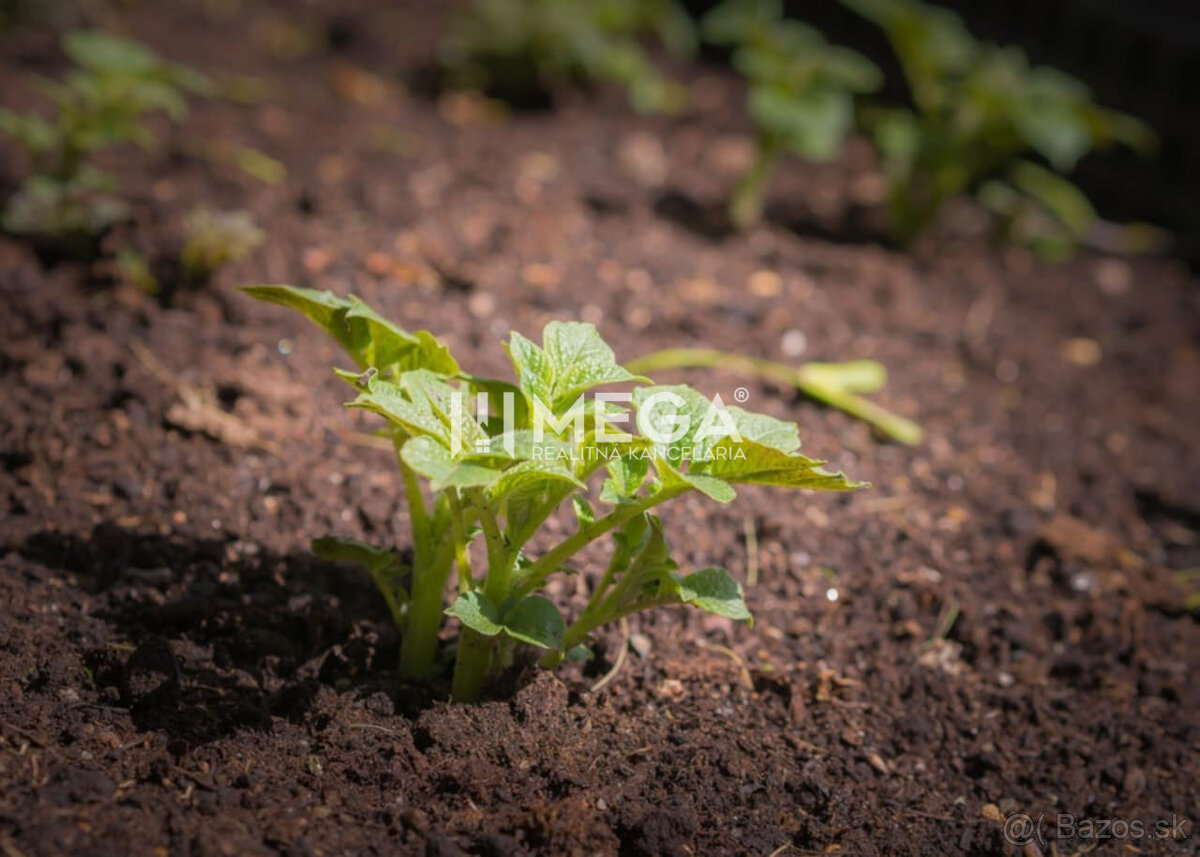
[843,0,1154,252]
[0,30,210,244]
[246,285,864,702]
[703,0,881,228]
[180,207,264,284]
[441,0,696,113]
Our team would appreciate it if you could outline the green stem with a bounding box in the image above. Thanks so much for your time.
[450,494,510,703]
[474,496,511,605]
[625,348,923,445]
[730,134,781,230]
[451,629,493,702]
[511,486,687,600]
[396,444,429,553]
[445,490,474,592]
[399,537,455,681]
[541,594,674,669]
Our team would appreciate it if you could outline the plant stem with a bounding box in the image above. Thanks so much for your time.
[445,490,474,592]
[541,595,673,668]
[475,497,510,604]
[451,629,493,702]
[511,486,686,599]
[398,537,454,681]
[625,348,923,445]
[730,134,781,230]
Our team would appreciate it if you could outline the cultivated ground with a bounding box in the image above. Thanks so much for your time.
[1,3,1197,855]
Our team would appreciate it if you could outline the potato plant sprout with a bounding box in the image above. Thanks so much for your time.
[0,30,211,252]
[843,0,1154,252]
[703,0,881,228]
[441,0,696,113]
[246,285,865,702]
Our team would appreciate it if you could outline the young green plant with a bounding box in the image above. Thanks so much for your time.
[118,207,264,301]
[703,0,881,228]
[0,30,210,252]
[441,0,696,113]
[843,0,1154,252]
[246,285,865,702]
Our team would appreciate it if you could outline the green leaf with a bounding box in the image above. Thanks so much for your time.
[506,330,554,406]
[63,31,163,76]
[445,592,564,651]
[603,514,681,609]
[242,286,460,376]
[446,591,504,636]
[726,406,801,452]
[1008,160,1096,236]
[508,321,649,414]
[564,644,593,662]
[0,109,57,156]
[499,595,564,650]
[749,85,854,162]
[312,536,404,573]
[703,0,783,44]
[600,455,649,503]
[674,567,752,621]
[487,457,585,503]
[400,436,503,492]
[701,435,865,491]
[464,374,531,430]
[572,494,595,525]
[347,373,455,443]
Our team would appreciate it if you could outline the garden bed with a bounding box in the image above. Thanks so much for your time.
[1,3,1197,856]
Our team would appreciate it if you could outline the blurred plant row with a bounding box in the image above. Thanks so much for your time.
[441,0,1157,258]
[0,29,266,298]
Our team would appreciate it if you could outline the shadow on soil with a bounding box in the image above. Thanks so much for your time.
[653,188,892,247]
[15,523,439,748]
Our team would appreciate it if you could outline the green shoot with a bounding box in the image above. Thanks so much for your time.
[626,348,923,445]
[843,0,1154,251]
[245,285,866,702]
[703,0,881,228]
[0,30,211,247]
[441,0,696,113]
[180,207,264,285]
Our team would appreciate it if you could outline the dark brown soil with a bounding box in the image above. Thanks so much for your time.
[1,3,1198,856]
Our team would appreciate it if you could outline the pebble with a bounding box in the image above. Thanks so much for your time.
[748,270,782,297]
[1094,258,1132,295]
[979,803,1005,822]
[780,329,807,358]
[629,633,653,658]
[618,132,668,187]
[1061,337,1102,367]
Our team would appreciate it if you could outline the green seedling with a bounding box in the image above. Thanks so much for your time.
[180,207,264,284]
[704,0,881,228]
[117,207,263,300]
[627,348,922,445]
[0,30,211,251]
[441,0,696,113]
[843,0,1154,251]
[245,284,865,701]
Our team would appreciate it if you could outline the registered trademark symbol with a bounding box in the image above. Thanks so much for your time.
[734,387,750,403]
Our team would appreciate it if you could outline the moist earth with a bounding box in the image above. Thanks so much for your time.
[1,3,1198,856]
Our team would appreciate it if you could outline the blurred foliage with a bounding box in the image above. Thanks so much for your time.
[843,0,1155,253]
[0,30,211,245]
[703,0,881,228]
[116,207,263,301]
[180,206,263,283]
[441,0,696,113]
